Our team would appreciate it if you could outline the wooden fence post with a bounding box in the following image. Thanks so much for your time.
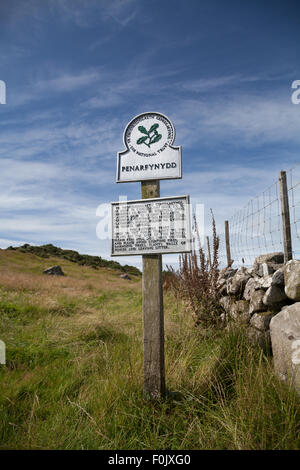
[225,220,232,267]
[141,180,165,399]
[206,236,212,268]
[279,170,293,262]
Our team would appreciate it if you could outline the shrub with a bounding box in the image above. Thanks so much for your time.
[167,210,222,327]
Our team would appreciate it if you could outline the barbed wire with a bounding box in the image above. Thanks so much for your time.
[215,166,300,268]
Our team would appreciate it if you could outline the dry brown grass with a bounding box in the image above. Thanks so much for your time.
[0,249,140,297]
[0,249,299,450]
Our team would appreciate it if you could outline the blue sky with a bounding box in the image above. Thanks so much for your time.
[1,0,300,270]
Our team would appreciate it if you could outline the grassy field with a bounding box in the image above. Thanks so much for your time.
[0,249,299,450]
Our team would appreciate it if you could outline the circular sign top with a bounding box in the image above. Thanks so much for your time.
[124,112,175,157]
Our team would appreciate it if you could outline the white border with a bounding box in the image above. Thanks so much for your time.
[116,111,182,183]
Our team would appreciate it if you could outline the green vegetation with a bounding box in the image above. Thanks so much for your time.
[6,244,141,277]
[0,250,299,450]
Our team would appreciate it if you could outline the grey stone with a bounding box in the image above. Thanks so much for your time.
[253,252,284,277]
[218,267,237,281]
[248,327,271,351]
[244,275,272,301]
[284,259,300,301]
[227,267,250,296]
[250,312,275,331]
[219,296,232,312]
[247,267,255,276]
[263,284,288,307]
[43,265,64,276]
[262,262,274,277]
[230,300,251,323]
[249,289,267,314]
[270,302,300,394]
[120,273,131,280]
[256,275,272,290]
[217,278,227,295]
[271,268,284,287]
[244,278,258,301]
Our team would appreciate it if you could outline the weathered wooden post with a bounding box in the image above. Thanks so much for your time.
[225,220,232,267]
[112,112,192,400]
[141,180,165,398]
[279,170,293,262]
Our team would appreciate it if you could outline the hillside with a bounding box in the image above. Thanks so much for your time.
[0,250,299,450]
[5,244,141,277]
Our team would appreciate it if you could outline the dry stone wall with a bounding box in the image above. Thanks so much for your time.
[218,253,300,393]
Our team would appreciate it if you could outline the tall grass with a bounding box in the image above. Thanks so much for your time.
[0,251,299,449]
[0,295,299,449]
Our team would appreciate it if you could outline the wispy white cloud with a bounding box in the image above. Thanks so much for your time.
[171,92,300,147]
[47,0,139,28]
[2,0,139,28]
[35,70,102,92]
[9,69,103,106]
[180,72,296,93]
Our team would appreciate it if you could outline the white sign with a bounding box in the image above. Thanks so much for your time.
[111,195,192,256]
[116,112,181,183]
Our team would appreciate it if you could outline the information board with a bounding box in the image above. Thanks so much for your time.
[111,195,192,256]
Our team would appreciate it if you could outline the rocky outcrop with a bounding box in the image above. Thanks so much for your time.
[120,273,131,280]
[43,265,65,276]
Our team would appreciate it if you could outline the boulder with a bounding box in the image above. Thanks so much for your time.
[248,327,271,351]
[227,267,250,296]
[230,300,251,323]
[271,268,284,287]
[249,289,267,314]
[244,275,272,301]
[250,311,275,331]
[253,252,284,277]
[263,284,288,307]
[270,302,300,394]
[247,267,255,277]
[43,265,64,276]
[256,275,272,290]
[219,296,232,313]
[218,267,237,280]
[244,278,258,301]
[120,273,131,280]
[284,259,300,301]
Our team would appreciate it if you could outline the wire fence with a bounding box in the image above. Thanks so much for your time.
[215,166,300,268]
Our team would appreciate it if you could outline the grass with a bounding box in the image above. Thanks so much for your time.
[0,250,299,450]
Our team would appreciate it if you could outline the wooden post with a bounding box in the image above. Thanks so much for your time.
[225,220,232,267]
[141,180,165,399]
[279,170,293,262]
[206,236,212,268]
